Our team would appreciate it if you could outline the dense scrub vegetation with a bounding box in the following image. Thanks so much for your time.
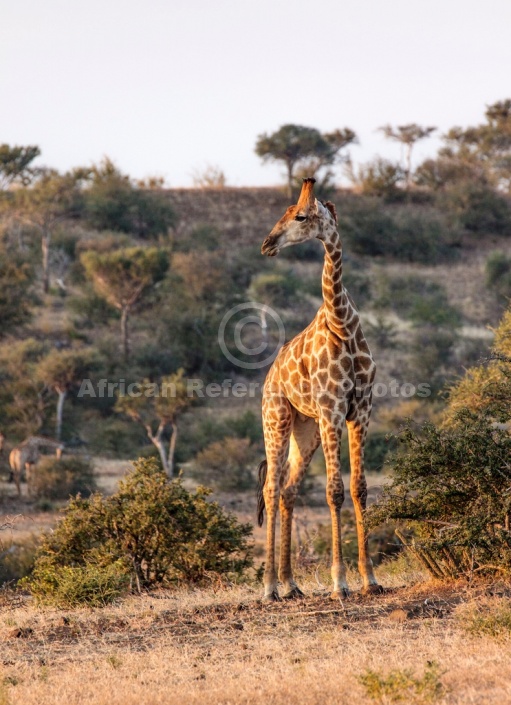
[368,310,511,577]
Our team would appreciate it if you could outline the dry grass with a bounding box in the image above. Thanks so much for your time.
[2,461,511,703]
[2,570,511,705]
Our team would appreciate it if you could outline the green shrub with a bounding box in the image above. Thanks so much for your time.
[366,409,511,578]
[341,203,455,263]
[23,560,130,608]
[173,225,221,253]
[376,275,461,328]
[86,417,149,458]
[30,456,96,500]
[486,251,511,305]
[67,285,118,327]
[358,661,445,703]
[193,437,257,491]
[408,326,459,392]
[350,158,405,201]
[24,459,253,603]
[441,182,511,235]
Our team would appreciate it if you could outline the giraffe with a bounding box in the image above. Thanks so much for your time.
[9,436,64,497]
[257,178,380,601]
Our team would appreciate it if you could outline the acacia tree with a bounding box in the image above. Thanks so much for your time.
[114,369,193,478]
[0,144,40,190]
[439,100,511,191]
[36,348,96,441]
[379,123,436,189]
[81,247,169,360]
[255,124,356,198]
[15,168,87,292]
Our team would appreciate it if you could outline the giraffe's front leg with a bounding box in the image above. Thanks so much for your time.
[260,395,294,602]
[319,413,349,599]
[262,473,280,601]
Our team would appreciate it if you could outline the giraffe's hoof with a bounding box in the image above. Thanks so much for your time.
[330,588,350,601]
[262,590,281,603]
[282,586,305,600]
[361,584,385,596]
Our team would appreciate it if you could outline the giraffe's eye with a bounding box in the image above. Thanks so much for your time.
[295,215,307,222]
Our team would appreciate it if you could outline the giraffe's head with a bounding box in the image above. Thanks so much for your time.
[261,178,338,257]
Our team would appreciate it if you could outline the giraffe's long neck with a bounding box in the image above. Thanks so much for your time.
[320,228,359,339]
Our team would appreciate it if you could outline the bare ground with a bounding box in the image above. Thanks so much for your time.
[2,574,511,705]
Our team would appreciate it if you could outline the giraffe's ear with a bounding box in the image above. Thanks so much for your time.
[324,201,338,224]
[296,177,316,211]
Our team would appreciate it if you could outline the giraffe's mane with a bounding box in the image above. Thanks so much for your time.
[322,200,338,224]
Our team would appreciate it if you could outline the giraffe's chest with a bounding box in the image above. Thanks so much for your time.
[266,328,365,419]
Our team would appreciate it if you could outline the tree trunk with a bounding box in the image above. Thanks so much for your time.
[167,421,178,480]
[56,389,66,441]
[120,306,130,361]
[260,306,268,342]
[405,144,413,190]
[42,230,51,294]
[153,437,171,477]
[146,421,171,477]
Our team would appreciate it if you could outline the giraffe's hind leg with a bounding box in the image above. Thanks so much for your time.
[279,416,320,599]
[347,414,380,592]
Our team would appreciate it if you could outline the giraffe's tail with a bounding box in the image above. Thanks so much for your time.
[256,458,268,527]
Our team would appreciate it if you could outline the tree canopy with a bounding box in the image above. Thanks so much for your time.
[255,124,356,197]
[81,246,169,360]
[0,144,41,189]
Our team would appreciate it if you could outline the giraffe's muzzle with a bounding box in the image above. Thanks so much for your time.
[261,234,280,256]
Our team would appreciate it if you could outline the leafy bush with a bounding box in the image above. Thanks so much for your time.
[30,456,96,499]
[441,182,511,235]
[0,254,34,335]
[366,409,511,578]
[376,275,461,328]
[348,158,405,201]
[23,459,253,604]
[408,327,459,392]
[193,437,257,491]
[24,560,130,608]
[67,285,118,327]
[358,661,445,703]
[341,203,455,263]
[486,251,511,305]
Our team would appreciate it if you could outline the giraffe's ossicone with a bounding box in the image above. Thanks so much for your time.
[258,178,381,601]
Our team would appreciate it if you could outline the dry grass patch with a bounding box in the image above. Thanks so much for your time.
[1,579,511,704]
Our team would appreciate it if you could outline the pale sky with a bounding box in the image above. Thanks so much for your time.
[1,0,510,187]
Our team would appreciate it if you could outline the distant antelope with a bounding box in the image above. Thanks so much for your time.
[9,436,64,497]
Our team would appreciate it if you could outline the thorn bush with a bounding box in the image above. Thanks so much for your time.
[366,409,511,578]
[22,458,253,605]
